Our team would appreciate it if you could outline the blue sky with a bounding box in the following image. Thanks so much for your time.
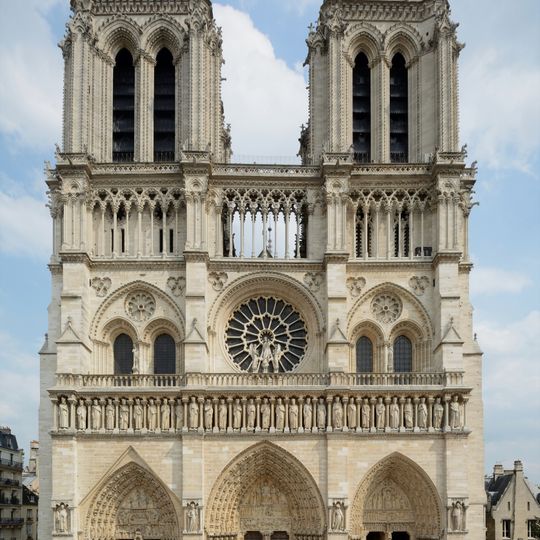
[0,0,539,484]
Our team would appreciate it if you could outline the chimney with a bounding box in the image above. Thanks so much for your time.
[514,460,524,475]
[493,464,504,479]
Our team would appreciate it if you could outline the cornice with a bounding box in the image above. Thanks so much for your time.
[183,251,210,264]
[346,259,434,271]
[208,259,325,273]
[431,251,462,266]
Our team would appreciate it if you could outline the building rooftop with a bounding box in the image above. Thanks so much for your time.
[0,427,19,451]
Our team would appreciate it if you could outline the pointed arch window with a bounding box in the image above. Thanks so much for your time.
[114,333,134,374]
[113,49,135,163]
[154,48,175,162]
[393,335,412,372]
[390,53,408,163]
[154,334,176,374]
[356,336,373,373]
[353,52,371,163]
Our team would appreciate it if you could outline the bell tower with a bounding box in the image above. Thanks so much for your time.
[61,0,231,163]
[303,0,462,164]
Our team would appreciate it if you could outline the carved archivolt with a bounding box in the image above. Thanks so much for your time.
[82,461,181,540]
[205,442,326,536]
[350,452,442,537]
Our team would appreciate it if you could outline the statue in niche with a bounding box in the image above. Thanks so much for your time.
[375,397,385,429]
[450,395,461,429]
[56,502,69,533]
[133,398,143,430]
[261,398,271,430]
[289,398,299,430]
[132,343,141,374]
[275,398,285,430]
[361,398,370,429]
[91,399,102,430]
[119,398,129,430]
[418,397,428,429]
[333,397,343,429]
[348,399,357,429]
[247,398,256,430]
[186,501,199,532]
[433,397,444,429]
[175,399,184,429]
[451,500,465,531]
[331,501,345,531]
[303,397,313,430]
[161,398,170,430]
[233,398,242,430]
[204,399,213,430]
[404,397,413,429]
[134,529,143,540]
[387,344,394,372]
[389,397,400,429]
[105,399,115,430]
[218,399,228,430]
[76,399,87,430]
[189,397,199,429]
[147,398,158,430]
[59,397,69,429]
[317,397,326,429]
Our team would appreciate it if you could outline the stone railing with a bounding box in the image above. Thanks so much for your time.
[51,391,469,436]
[55,371,464,389]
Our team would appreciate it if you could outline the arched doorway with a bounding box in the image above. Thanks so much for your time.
[82,462,181,540]
[206,442,325,540]
[351,453,442,540]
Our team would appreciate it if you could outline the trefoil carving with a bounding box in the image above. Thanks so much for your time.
[90,276,112,297]
[409,275,430,296]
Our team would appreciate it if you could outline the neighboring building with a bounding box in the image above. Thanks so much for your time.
[486,462,540,540]
[0,427,24,540]
[22,486,39,540]
[39,1,484,540]
[23,441,39,498]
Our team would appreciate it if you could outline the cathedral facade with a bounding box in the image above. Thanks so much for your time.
[39,1,484,540]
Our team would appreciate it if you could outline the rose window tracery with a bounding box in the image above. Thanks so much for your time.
[371,294,402,324]
[125,291,156,322]
[226,297,307,373]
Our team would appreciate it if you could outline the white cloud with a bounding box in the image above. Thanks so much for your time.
[0,0,64,150]
[214,4,308,159]
[470,266,532,296]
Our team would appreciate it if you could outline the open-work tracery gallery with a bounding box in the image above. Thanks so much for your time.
[39,1,484,539]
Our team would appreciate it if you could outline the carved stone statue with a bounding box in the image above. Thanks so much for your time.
[303,397,313,430]
[218,399,228,430]
[289,398,299,430]
[132,343,140,374]
[275,398,285,431]
[147,398,158,430]
[56,502,69,533]
[134,529,143,540]
[317,397,326,429]
[133,398,143,430]
[105,399,115,430]
[361,398,370,429]
[260,337,273,373]
[375,397,385,429]
[175,400,184,430]
[333,397,343,429]
[204,399,214,430]
[247,398,256,430]
[249,342,259,373]
[261,398,271,430]
[233,398,242,430]
[119,399,129,430]
[418,397,428,429]
[273,343,284,372]
[348,399,357,429]
[450,395,461,429]
[389,397,400,429]
[186,501,199,532]
[404,397,413,429]
[76,399,87,430]
[91,399,102,430]
[331,501,345,531]
[451,500,465,531]
[434,397,444,429]
[161,398,170,430]
[59,397,69,429]
[189,397,199,429]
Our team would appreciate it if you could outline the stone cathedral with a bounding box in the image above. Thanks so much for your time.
[39,1,484,540]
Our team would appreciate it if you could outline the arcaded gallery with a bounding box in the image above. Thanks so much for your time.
[40,1,484,539]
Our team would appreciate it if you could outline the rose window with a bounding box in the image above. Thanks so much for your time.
[371,294,402,324]
[125,291,156,322]
[226,297,308,373]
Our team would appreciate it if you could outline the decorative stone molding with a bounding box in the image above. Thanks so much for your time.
[346,277,366,297]
[371,294,402,324]
[409,275,430,296]
[184,500,202,533]
[304,271,323,292]
[208,271,228,292]
[167,276,186,297]
[125,291,156,322]
[329,499,347,532]
[90,276,112,297]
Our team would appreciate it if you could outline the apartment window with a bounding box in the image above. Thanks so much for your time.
[502,519,511,538]
[528,520,537,539]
